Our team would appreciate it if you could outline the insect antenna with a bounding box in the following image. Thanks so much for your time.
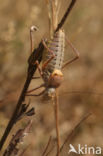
[59,90,103,97]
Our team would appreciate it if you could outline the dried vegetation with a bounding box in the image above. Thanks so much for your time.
[0,0,103,155]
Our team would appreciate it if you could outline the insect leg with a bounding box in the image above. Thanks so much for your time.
[26,89,46,97]
[35,60,44,78]
[62,36,79,69]
[42,39,55,70]
[26,60,44,94]
[27,60,45,94]
[30,26,38,53]
[26,84,45,94]
[32,76,41,79]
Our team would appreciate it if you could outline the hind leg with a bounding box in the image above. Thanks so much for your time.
[41,39,55,70]
[62,36,79,69]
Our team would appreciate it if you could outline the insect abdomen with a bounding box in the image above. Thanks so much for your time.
[49,30,65,69]
[43,29,65,82]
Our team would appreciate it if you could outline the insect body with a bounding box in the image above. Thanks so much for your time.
[27,0,79,98]
[42,29,65,97]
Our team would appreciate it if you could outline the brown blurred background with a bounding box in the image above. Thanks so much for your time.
[0,0,103,155]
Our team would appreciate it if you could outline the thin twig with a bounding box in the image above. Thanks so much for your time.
[0,42,44,151]
[42,136,52,156]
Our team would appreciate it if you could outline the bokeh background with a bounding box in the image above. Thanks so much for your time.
[0,0,103,155]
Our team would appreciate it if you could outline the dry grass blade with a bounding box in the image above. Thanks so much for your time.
[51,0,58,31]
[3,120,32,156]
[45,143,55,156]
[59,112,92,154]
[42,136,52,156]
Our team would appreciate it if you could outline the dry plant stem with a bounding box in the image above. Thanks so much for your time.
[59,112,92,154]
[30,26,38,53]
[52,90,60,156]
[0,42,44,151]
[3,120,32,156]
[30,30,33,53]
[42,136,52,156]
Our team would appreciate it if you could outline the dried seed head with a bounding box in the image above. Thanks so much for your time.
[30,25,39,32]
